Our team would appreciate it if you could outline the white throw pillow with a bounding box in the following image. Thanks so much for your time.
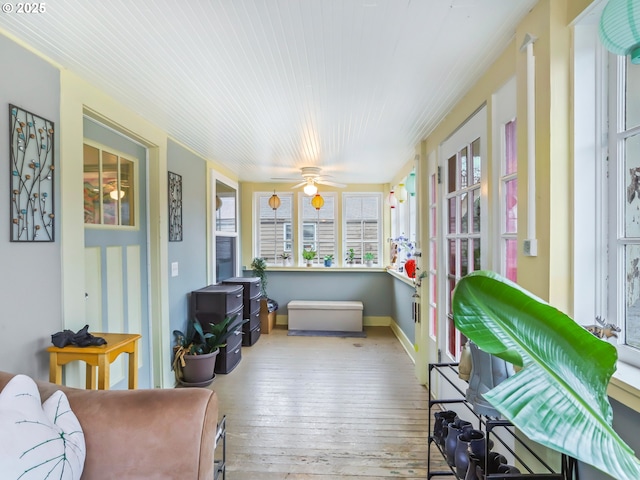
[0,375,85,480]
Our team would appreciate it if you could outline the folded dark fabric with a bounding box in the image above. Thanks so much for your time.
[51,325,107,348]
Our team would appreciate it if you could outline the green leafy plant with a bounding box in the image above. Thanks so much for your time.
[172,315,246,372]
[363,252,375,262]
[302,249,317,261]
[251,257,268,297]
[345,248,355,263]
[323,254,334,261]
[452,270,640,479]
[280,252,291,260]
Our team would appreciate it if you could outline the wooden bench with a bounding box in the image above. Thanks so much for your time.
[287,300,363,332]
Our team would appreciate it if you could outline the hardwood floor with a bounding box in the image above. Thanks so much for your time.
[209,326,432,479]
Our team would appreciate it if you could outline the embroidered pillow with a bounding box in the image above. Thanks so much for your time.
[0,374,86,480]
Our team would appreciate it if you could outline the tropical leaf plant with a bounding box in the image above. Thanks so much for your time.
[452,270,640,479]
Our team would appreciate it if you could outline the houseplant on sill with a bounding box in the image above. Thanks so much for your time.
[302,248,316,267]
[172,314,244,387]
[280,252,292,266]
[323,254,334,267]
[345,248,355,266]
[363,252,375,267]
[452,270,640,479]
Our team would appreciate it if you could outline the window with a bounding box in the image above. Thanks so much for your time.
[343,193,382,265]
[214,179,238,282]
[440,106,486,360]
[609,55,640,365]
[428,164,438,339]
[501,119,518,282]
[300,193,336,262]
[256,192,293,265]
[83,142,136,226]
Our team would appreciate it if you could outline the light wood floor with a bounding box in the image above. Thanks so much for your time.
[209,326,431,479]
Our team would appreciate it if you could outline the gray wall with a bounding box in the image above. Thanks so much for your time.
[243,269,394,319]
[389,276,415,343]
[0,35,61,379]
[167,140,208,343]
[579,398,640,479]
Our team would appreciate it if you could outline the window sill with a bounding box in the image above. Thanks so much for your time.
[609,362,640,413]
[246,266,387,272]
[386,267,416,287]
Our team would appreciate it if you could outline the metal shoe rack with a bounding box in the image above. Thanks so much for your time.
[428,363,578,480]
[214,415,227,480]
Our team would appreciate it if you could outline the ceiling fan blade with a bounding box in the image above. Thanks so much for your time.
[270,177,299,181]
[290,181,306,189]
[317,179,346,188]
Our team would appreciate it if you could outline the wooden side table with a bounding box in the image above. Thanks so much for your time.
[47,332,141,390]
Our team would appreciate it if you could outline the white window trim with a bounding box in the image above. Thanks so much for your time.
[211,171,239,283]
[253,191,294,266]
[298,191,337,266]
[342,192,383,266]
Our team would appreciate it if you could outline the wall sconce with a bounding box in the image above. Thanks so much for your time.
[600,0,640,64]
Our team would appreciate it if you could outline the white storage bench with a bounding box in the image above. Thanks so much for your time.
[287,300,364,332]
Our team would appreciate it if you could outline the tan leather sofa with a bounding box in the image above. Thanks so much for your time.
[0,371,220,480]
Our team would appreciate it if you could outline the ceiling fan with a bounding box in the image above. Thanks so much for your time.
[272,167,346,195]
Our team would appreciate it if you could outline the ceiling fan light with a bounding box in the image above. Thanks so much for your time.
[109,190,125,200]
[599,0,640,64]
[303,183,318,196]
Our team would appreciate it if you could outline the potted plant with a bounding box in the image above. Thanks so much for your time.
[345,248,355,266]
[172,315,244,386]
[323,254,334,267]
[452,270,640,479]
[250,257,268,298]
[280,252,292,266]
[302,248,316,267]
[363,252,375,267]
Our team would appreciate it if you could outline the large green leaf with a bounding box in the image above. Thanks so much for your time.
[452,270,640,479]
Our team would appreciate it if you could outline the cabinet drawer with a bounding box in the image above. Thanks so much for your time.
[222,277,261,300]
[248,295,261,315]
[242,324,261,347]
[215,343,242,374]
[243,310,260,332]
[225,327,243,351]
[198,304,243,331]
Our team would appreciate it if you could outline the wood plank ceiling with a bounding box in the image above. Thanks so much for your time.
[0,0,537,184]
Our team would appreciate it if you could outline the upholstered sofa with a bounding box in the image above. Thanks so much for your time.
[0,371,221,480]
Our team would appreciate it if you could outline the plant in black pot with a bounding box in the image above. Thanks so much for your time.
[172,314,244,387]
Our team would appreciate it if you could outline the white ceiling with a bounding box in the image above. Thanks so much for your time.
[0,0,537,185]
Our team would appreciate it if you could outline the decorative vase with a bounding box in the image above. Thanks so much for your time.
[324,259,332,267]
[365,260,373,267]
[445,419,472,466]
[306,260,313,267]
[433,410,457,446]
[466,341,514,417]
[455,429,484,477]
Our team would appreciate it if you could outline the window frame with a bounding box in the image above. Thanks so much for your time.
[342,192,383,266]
[254,191,294,266]
[298,192,337,265]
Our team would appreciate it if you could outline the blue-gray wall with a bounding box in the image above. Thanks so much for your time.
[390,276,415,343]
[167,140,208,344]
[0,35,61,379]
